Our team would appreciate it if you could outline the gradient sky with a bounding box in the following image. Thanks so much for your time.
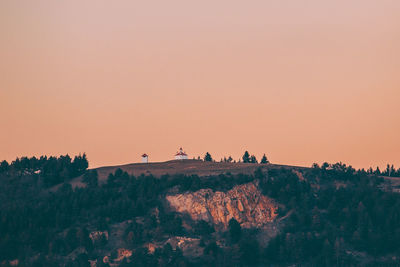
[1,1,399,169]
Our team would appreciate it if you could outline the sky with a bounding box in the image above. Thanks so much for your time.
[1,1,399,169]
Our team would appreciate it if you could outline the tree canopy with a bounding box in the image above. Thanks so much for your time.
[260,154,269,164]
[242,151,250,163]
[204,152,213,162]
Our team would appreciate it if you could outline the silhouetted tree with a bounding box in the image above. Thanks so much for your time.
[0,160,9,173]
[250,155,258,163]
[260,154,269,164]
[204,152,213,162]
[228,218,242,244]
[321,162,330,170]
[83,169,98,187]
[242,151,250,163]
[194,220,214,236]
[71,153,89,177]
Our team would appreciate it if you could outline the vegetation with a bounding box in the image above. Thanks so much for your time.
[241,151,259,164]
[0,155,400,266]
[228,218,242,244]
[203,152,212,162]
[242,151,250,163]
[259,164,400,266]
[260,154,269,164]
[0,154,88,187]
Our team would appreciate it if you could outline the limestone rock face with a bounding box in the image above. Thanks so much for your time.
[166,181,277,229]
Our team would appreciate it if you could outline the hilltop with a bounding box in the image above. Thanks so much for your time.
[93,160,306,182]
[80,160,399,192]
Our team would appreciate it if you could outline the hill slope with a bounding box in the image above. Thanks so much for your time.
[94,159,305,182]
[2,156,400,266]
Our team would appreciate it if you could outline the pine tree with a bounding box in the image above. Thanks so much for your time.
[204,152,213,162]
[0,160,9,173]
[229,218,242,244]
[242,151,250,163]
[260,154,269,164]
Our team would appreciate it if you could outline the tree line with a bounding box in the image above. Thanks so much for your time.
[0,154,88,186]
[312,161,400,178]
[202,151,269,164]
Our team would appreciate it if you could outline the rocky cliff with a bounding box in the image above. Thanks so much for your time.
[166,181,277,229]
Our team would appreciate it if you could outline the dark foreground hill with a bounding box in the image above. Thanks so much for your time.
[1,156,400,266]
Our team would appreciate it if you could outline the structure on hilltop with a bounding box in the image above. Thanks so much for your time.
[141,153,148,163]
[175,148,188,160]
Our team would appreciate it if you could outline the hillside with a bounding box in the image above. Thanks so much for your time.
[1,156,400,266]
[76,160,399,192]
[94,160,305,182]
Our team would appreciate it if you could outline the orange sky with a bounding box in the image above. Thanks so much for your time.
[1,1,399,169]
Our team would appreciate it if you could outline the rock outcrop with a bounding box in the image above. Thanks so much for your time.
[89,231,108,243]
[166,236,203,257]
[166,181,277,229]
[102,248,132,266]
